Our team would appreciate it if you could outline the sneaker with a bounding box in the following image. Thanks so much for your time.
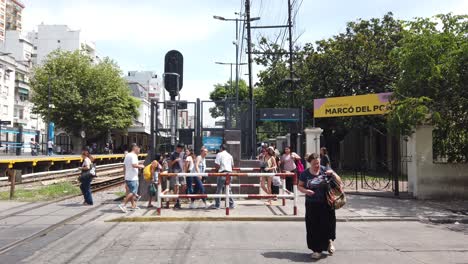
[135,194,142,202]
[129,206,140,211]
[202,202,210,209]
[229,204,236,209]
[209,204,220,210]
[311,252,322,259]
[328,241,335,255]
[189,202,196,209]
[118,204,127,213]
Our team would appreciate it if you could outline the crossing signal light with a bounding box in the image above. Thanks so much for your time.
[164,50,184,99]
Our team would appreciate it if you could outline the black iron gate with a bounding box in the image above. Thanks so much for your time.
[324,128,409,197]
[149,99,256,159]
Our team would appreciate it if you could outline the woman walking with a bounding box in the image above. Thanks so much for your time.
[79,147,94,206]
[279,146,301,191]
[189,147,209,209]
[262,147,278,204]
[298,153,343,259]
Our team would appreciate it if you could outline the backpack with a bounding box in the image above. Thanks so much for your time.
[143,164,153,182]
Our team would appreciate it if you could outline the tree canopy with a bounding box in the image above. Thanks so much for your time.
[30,50,140,140]
[249,12,467,161]
[209,79,249,119]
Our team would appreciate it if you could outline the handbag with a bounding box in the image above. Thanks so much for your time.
[89,163,97,178]
[295,159,304,174]
[327,179,346,210]
[149,183,157,197]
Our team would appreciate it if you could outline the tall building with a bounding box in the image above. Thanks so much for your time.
[0,54,16,125]
[27,24,97,65]
[126,71,163,101]
[5,0,23,31]
[0,0,25,42]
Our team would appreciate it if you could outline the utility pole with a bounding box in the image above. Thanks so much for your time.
[245,0,255,159]
[287,0,298,153]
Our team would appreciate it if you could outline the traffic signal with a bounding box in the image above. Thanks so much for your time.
[164,50,184,99]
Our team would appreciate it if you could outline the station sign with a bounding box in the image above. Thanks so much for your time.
[259,108,300,122]
[313,92,393,118]
[0,120,11,125]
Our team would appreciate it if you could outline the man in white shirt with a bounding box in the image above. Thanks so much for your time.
[119,144,144,213]
[47,140,54,156]
[211,144,235,209]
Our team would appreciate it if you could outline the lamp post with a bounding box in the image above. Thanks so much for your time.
[213,15,260,110]
[214,62,247,107]
[214,14,259,144]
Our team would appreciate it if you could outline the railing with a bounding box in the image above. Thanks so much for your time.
[157,170,297,216]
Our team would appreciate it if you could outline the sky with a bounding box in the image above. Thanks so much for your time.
[22,0,467,102]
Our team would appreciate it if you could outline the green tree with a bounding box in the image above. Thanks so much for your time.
[30,50,140,141]
[254,12,404,140]
[388,13,468,162]
[209,79,249,118]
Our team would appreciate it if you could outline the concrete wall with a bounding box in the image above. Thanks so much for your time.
[407,125,468,199]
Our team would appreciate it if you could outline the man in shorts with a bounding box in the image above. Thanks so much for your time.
[119,144,144,213]
[170,143,186,209]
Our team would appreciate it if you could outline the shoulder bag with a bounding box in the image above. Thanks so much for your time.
[327,178,346,210]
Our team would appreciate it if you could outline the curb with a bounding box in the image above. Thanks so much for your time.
[106,216,422,223]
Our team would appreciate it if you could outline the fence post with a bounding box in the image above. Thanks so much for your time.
[293,173,298,215]
[9,169,16,200]
[157,175,162,216]
[225,174,230,216]
[281,175,286,206]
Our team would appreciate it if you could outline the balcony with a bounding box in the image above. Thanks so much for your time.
[14,98,29,107]
[15,79,30,90]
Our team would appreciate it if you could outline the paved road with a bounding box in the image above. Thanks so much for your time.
[2,213,467,264]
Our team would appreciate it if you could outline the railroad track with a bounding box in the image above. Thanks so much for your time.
[0,163,125,188]
[0,167,130,255]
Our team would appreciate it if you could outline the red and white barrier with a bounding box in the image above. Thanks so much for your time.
[156,171,298,216]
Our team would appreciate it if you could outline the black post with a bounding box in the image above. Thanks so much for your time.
[16,126,22,156]
[246,0,255,159]
[392,135,400,196]
[47,76,51,144]
[0,120,2,148]
[235,18,240,116]
[150,99,155,161]
[287,0,298,153]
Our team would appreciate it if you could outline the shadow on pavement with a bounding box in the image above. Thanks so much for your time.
[262,251,322,263]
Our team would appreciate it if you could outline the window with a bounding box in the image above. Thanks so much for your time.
[4,86,8,95]
[18,109,23,119]
[57,40,61,43]
[3,105,8,115]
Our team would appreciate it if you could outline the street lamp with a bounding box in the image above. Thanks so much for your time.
[215,62,247,109]
[213,14,260,129]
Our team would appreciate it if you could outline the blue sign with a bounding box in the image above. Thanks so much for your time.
[202,136,223,151]
[48,122,55,141]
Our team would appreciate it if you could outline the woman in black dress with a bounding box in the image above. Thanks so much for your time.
[298,153,343,259]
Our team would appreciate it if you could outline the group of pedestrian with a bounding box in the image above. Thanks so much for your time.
[97,140,342,260]
[257,144,302,204]
[167,143,234,210]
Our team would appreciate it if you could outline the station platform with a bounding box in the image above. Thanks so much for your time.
[0,154,147,174]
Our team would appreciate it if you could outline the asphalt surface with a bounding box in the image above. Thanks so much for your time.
[1,209,467,264]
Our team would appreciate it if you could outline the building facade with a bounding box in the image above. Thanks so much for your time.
[27,24,96,65]
[0,0,24,42]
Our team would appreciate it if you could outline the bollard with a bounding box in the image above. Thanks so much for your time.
[225,175,230,216]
